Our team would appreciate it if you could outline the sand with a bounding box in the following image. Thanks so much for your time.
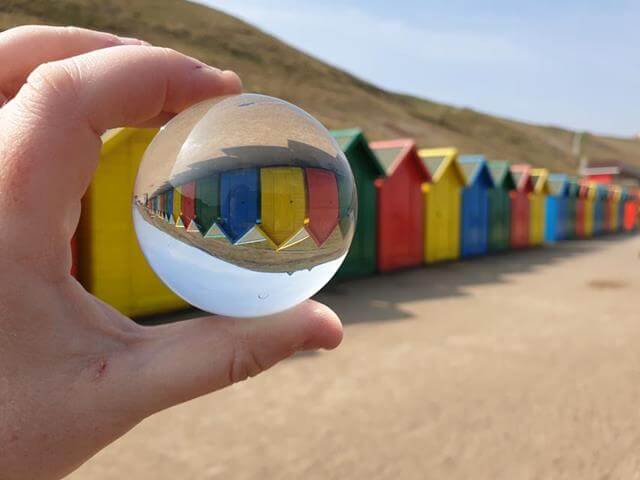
[68,235,640,480]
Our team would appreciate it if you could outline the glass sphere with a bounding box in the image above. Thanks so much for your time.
[133,94,356,317]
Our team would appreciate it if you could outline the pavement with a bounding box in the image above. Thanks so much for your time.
[68,234,640,480]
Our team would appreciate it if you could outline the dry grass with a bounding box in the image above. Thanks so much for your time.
[1,0,639,173]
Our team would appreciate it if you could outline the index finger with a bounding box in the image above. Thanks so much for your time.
[0,45,241,275]
[0,25,148,99]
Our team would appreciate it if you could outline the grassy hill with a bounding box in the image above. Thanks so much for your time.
[2,0,638,173]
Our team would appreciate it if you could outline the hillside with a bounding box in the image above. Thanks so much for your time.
[1,0,638,173]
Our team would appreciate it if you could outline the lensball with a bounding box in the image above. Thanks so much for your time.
[133,94,356,317]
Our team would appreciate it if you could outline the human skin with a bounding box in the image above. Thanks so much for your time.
[0,26,343,480]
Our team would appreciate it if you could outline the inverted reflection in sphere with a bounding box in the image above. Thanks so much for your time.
[133,94,356,317]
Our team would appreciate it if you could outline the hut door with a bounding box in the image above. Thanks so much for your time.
[220,169,259,243]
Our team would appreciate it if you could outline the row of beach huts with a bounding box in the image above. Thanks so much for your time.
[73,128,640,318]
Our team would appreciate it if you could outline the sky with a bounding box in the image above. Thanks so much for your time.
[199,0,639,138]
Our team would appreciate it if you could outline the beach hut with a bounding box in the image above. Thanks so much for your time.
[509,165,534,248]
[418,148,465,263]
[218,169,260,243]
[458,155,494,257]
[582,182,597,237]
[575,182,588,238]
[565,177,579,239]
[545,174,569,243]
[529,168,550,246]
[592,183,607,236]
[78,128,188,317]
[331,129,385,278]
[370,139,430,272]
[194,174,220,235]
[623,189,639,231]
[180,180,196,228]
[606,185,619,233]
[260,167,307,248]
[617,188,628,232]
[487,161,515,252]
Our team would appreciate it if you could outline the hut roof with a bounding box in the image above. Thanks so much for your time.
[369,139,431,180]
[566,176,580,197]
[530,168,551,194]
[547,173,570,196]
[510,164,535,193]
[487,160,516,190]
[330,128,386,176]
[458,155,495,188]
[417,147,466,184]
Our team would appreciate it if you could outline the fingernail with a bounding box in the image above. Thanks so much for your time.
[222,70,243,90]
[118,36,151,46]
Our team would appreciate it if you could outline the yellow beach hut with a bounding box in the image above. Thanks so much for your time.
[259,166,307,249]
[78,128,188,317]
[418,148,466,263]
[610,185,622,232]
[529,168,550,246]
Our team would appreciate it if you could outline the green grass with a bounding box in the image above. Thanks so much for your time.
[2,0,638,173]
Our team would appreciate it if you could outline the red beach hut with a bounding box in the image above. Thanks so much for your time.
[509,164,534,248]
[305,167,339,246]
[370,139,431,272]
[180,180,196,229]
[624,189,639,231]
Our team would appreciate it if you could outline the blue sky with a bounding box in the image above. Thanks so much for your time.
[200,1,639,137]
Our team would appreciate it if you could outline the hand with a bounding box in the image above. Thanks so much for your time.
[0,26,343,480]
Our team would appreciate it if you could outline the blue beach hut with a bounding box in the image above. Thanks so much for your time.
[165,189,174,221]
[545,174,569,242]
[218,168,259,243]
[459,155,495,257]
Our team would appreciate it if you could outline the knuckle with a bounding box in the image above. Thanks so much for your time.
[228,338,266,384]
[157,46,181,64]
[26,59,82,104]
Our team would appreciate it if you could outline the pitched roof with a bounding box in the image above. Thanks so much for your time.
[417,147,466,184]
[547,173,569,197]
[510,164,534,193]
[530,168,551,194]
[331,128,386,176]
[488,160,516,190]
[609,185,622,201]
[578,181,597,200]
[458,155,495,188]
[369,139,431,180]
[592,182,609,200]
[566,176,580,197]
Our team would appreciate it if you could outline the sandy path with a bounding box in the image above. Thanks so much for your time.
[68,235,640,480]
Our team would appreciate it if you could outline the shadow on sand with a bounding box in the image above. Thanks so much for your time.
[137,233,637,327]
[315,234,638,325]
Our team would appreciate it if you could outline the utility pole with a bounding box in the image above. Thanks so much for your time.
[572,131,587,175]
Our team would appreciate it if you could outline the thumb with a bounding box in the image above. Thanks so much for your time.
[126,301,343,414]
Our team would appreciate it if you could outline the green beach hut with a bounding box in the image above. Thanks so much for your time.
[487,161,516,252]
[331,129,385,278]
